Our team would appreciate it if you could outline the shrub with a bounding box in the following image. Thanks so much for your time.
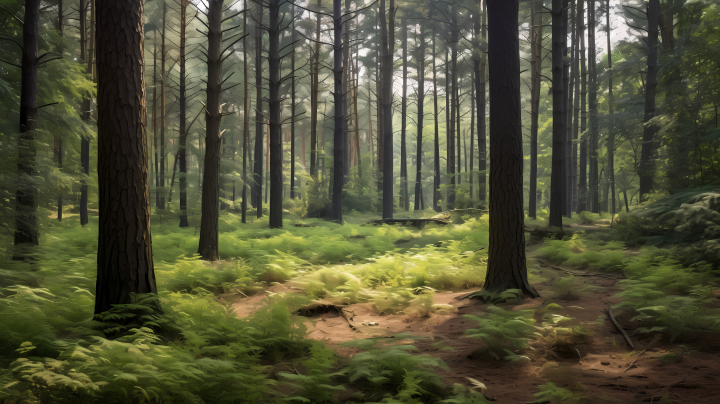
[464,306,537,361]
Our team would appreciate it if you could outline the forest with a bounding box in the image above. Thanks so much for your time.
[1,0,720,402]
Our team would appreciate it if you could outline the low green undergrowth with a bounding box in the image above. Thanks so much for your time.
[464,306,537,361]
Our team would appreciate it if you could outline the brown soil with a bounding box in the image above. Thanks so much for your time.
[231,253,720,403]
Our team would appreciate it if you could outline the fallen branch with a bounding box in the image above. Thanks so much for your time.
[605,304,635,349]
[535,260,621,280]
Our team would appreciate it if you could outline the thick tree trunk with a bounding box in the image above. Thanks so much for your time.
[380,0,394,219]
[95,0,157,314]
[483,0,539,298]
[242,0,249,223]
[529,0,541,219]
[639,0,659,202]
[198,0,224,260]
[268,0,283,228]
[330,0,345,222]
[14,0,41,255]
[588,0,599,213]
[414,28,425,211]
[549,0,567,229]
[400,19,408,211]
[178,0,189,227]
[254,4,263,217]
[432,30,440,212]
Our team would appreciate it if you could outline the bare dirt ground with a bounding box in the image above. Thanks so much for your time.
[230,250,720,403]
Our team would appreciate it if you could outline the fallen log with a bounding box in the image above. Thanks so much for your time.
[605,304,635,349]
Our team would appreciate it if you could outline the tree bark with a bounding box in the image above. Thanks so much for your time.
[400,19,408,211]
[310,0,321,178]
[549,0,567,229]
[606,0,615,215]
[576,0,587,213]
[290,4,296,199]
[55,0,63,222]
[447,7,458,209]
[572,0,583,213]
[639,0,659,202]
[253,3,263,217]
[483,0,539,298]
[14,0,41,255]
[268,0,282,228]
[478,0,487,202]
[330,0,345,222]
[565,0,574,218]
[242,0,249,222]
[198,0,225,260]
[158,3,167,210]
[432,29,440,212]
[80,0,90,225]
[95,0,157,314]
[380,0,394,219]
[414,27,425,211]
[529,0,541,219]
[178,0,190,227]
[588,0,599,213]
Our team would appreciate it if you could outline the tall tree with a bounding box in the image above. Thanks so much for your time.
[309,0,321,179]
[447,6,458,209]
[432,28,441,212]
[528,0,542,219]
[158,3,167,210]
[588,0,599,213]
[14,0,41,257]
[478,0,487,202]
[198,0,225,260]
[414,26,425,212]
[400,18,408,211]
[576,0,587,213]
[330,0,345,222]
[253,3,263,217]
[289,4,296,199]
[268,0,283,228]
[95,0,157,313]
[54,0,64,222]
[177,0,190,227]
[79,0,90,225]
[549,0,568,229]
[482,0,539,298]
[571,0,583,213]
[241,0,249,223]
[605,0,615,215]
[639,0,659,202]
[380,0,395,220]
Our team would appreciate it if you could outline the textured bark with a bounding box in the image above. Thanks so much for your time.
[549,0,567,229]
[528,0,541,219]
[95,0,157,314]
[342,0,350,179]
[253,4,263,217]
[565,0,573,218]
[639,0,659,202]
[376,24,384,196]
[14,0,41,254]
[571,0,583,213]
[482,0,539,298]
[414,28,425,211]
[588,0,599,213]
[178,0,190,227]
[447,8,458,209]
[432,30,440,212]
[380,0,394,220]
[268,0,282,228]
[198,0,224,260]
[330,0,344,222]
[242,0,248,222]
[158,3,167,210]
[152,32,159,215]
[55,0,63,222]
[400,19,408,211]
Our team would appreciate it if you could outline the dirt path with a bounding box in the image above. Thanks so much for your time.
[230,254,720,403]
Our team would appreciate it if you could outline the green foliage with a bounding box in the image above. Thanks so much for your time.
[550,276,588,301]
[279,343,346,403]
[533,382,587,404]
[464,306,537,361]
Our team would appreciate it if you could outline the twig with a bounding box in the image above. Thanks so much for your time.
[535,260,620,279]
[605,304,635,349]
[624,348,647,372]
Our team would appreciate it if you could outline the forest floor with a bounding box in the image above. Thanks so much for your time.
[229,222,720,404]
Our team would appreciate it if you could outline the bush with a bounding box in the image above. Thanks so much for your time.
[464,306,537,361]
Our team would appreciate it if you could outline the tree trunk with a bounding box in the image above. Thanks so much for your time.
[79,0,90,225]
[549,0,567,229]
[483,0,539,298]
[588,0,599,213]
[153,31,160,216]
[330,0,345,222]
[55,0,63,222]
[572,0,583,213]
[380,0,394,220]
[576,0,587,213]
[639,0,659,202]
[400,19,408,211]
[310,0,321,178]
[14,0,41,256]
[529,0,541,219]
[95,0,157,313]
[267,0,283,228]
[565,0,573,218]
[254,4,263,217]
[178,0,190,227]
[606,0,615,215]
[290,5,296,199]
[198,0,225,260]
[478,0,487,202]
[376,23,384,196]
[432,30,440,212]
[158,3,167,210]
[447,8,458,209]
[414,28,425,211]
[242,0,249,223]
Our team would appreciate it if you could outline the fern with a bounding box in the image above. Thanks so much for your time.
[464,306,537,360]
